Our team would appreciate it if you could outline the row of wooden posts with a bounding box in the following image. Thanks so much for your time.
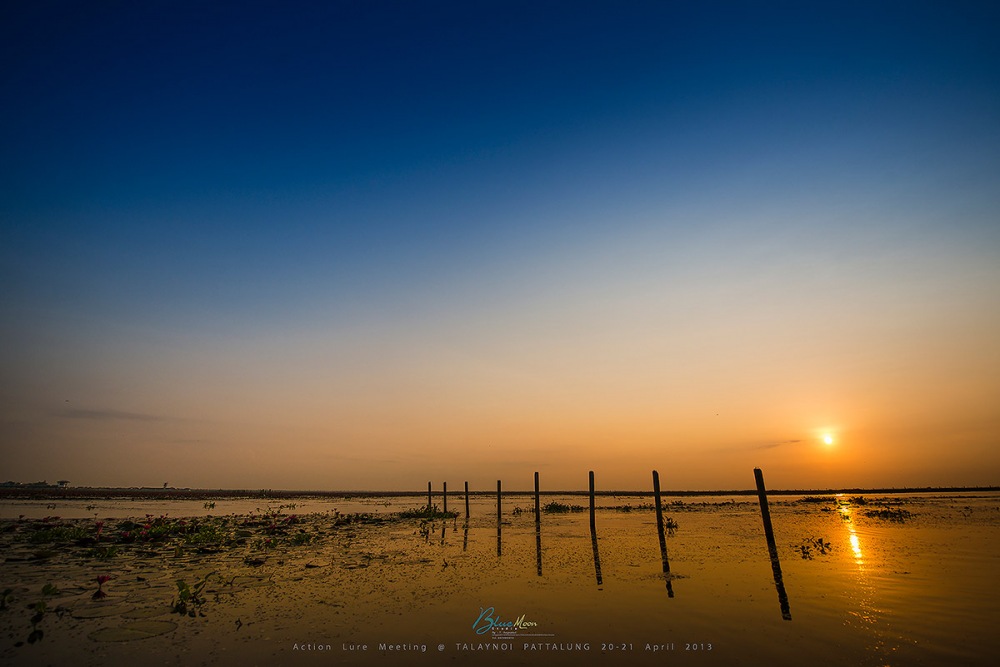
[423,467,791,620]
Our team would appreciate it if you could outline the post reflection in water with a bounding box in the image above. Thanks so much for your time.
[463,521,469,552]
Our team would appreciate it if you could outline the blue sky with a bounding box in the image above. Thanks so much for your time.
[2,1,999,489]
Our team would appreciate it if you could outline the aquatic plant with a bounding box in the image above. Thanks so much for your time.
[290,531,313,546]
[399,504,457,519]
[863,507,913,522]
[86,545,119,559]
[27,601,46,644]
[542,501,585,513]
[92,575,112,599]
[796,537,831,559]
[26,525,88,544]
[1,588,14,610]
[203,501,216,510]
[172,573,215,617]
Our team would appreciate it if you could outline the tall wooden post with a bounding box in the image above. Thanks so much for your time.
[443,481,447,515]
[653,470,674,597]
[496,479,502,557]
[589,470,603,586]
[754,467,791,620]
[427,481,432,509]
[464,481,470,520]
[534,471,542,576]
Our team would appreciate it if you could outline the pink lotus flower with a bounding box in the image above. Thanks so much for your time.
[93,575,112,599]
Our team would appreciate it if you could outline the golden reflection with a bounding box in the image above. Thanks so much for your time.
[849,532,863,563]
[837,495,864,568]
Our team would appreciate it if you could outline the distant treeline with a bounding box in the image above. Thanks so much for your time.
[0,485,997,501]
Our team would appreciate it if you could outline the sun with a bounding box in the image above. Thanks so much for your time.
[823,433,834,445]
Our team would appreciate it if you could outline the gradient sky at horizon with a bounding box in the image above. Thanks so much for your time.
[2,1,999,491]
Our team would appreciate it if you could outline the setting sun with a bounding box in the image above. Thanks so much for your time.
[823,434,835,445]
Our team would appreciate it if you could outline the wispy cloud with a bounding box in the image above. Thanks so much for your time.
[53,408,165,423]
[753,439,801,451]
[712,439,802,453]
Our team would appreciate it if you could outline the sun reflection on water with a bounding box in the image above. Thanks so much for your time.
[849,532,863,563]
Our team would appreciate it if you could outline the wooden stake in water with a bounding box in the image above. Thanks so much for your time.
[427,481,432,509]
[535,471,542,576]
[589,470,603,586]
[496,479,502,557]
[465,481,470,520]
[754,467,791,620]
[443,481,447,515]
[652,470,674,598]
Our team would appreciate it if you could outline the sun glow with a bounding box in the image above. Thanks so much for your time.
[823,433,834,445]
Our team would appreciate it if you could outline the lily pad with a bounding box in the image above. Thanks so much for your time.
[72,603,131,618]
[88,619,177,642]
[121,607,169,619]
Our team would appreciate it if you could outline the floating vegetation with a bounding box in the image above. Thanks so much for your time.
[863,507,913,523]
[25,601,46,645]
[542,501,585,513]
[172,573,215,617]
[398,505,457,520]
[796,537,832,559]
[798,496,837,504]
[86,545,119,559]
[290,531,314,546]
[27,525,89,544]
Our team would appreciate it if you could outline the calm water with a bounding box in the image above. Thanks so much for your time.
[1,492,998,666]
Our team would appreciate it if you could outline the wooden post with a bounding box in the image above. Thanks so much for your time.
[427,481,432,509]
[443,481,447,515]
[497,479,502,557]
[534,471,542,576]
[589,470,603,586]
[464,481,470,520]
[754,467,791,620]
[652,470,674,597]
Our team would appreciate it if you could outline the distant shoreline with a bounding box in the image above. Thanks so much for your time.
[1,485,997,501]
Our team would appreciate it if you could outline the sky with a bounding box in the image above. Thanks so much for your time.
[2,1,999,491]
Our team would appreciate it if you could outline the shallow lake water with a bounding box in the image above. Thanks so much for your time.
[1,492,997,666]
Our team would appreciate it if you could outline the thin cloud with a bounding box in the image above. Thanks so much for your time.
[712,439,802,453]
[54,408,165,423]
[753,439,802,450]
